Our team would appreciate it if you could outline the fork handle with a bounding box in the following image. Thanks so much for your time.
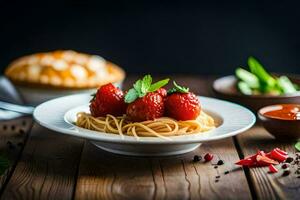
[0,101,34,115]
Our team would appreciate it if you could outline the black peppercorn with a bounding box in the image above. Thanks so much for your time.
[285,157,294,163]
[282,163,290,169]
[217,160,224,165]
[282,170,290,176]
[193,155,202,162]
[224,171,229,175]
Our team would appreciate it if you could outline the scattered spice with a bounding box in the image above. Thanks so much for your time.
[282,170,291,176]
[3,125,7,130]
[217,160,224,165]
[11,125,15,131]
[204,153,213,162]
[19,129,25,134]
[214,166,218,169]
[285,157,294,163]
[224,171,230,175]
[282,163,290,169]
[215,175,220,178]
[215,179,219,183]
[193,155,201,162]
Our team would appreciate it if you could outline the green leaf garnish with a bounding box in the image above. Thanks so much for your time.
[141,75,152,94]
[167,81,189,94]
[125,88,139,103]
[133,80,143,97]
[149,78,170,92]
[295,141,300,152]
[124,75,169,103]
[0,155,9,175]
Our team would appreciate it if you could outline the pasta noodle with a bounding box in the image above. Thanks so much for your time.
[76,111,215,140]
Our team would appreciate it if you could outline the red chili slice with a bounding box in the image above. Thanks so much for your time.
[265,152,272,158]
[274,148,288,155]
[235,148,288,168]
[257,150,266,156]
[269,164,278,173]
[256,155,279,166]
[270,150,288,162]
[235,158,255,166]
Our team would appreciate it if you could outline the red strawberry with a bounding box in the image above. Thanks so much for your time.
[156,88,167,98]
[90,83,126,117]
[165,92,201,120]
[126,92,164,121]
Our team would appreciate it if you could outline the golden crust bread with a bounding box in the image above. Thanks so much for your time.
[5,50,125,89]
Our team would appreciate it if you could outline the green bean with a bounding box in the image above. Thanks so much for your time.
[248,57,276,87]
[237,81,252,95]
[235,67,260,89]
[277,76,297,94]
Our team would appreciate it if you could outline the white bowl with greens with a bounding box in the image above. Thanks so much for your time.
[213,57,300,111]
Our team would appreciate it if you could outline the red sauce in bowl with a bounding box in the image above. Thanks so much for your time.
[260,104,300,120]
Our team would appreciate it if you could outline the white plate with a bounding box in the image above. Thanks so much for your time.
[34,94,256,156]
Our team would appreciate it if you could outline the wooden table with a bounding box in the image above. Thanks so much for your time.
[0,75,299,200]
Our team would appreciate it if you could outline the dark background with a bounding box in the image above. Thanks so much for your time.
[1,0,300,75]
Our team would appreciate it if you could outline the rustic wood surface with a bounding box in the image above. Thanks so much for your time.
[0,116,32,192]
[0,75,299,200]
[0,125,84,200]
[75,139,251,200]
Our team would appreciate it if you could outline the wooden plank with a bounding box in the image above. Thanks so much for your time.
[75,139,251,200]
[236,125,300,200]
[0,116,32,191]
[0,124,84,200]
[75,76,252,200]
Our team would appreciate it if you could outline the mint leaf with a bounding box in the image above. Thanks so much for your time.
[125,75,170,103]
[174,81,189,92]
[141,75,152,94]
[125,88,139,103]
[149,78,170,92]
[295,141,300,152]
[168,81,189,94]
[133,80,143,97]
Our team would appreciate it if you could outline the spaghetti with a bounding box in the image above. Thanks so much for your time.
[76,111,215,140]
